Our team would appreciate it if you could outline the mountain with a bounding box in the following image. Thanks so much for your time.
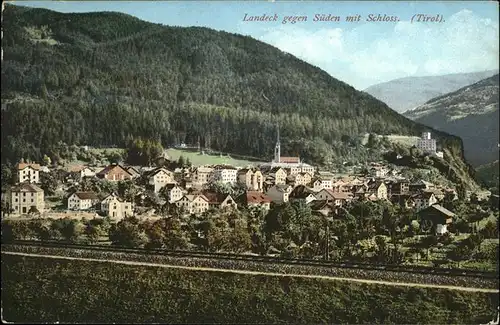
[364,70,499,113]
[404,74,499,167]
[1,5,477,190]
[475,160,499,191]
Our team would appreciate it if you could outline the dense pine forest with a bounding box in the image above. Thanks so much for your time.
[2,4,465,166]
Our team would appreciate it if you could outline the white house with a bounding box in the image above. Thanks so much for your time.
[175,194,210,215]
[100,193,133,219]
[68,192,99,211]
[161,183,184,203]
[312,176,333,192]
[210,165,238,185]
[17,163,40,184]
[148,168,176,193]
[414,192,438,211]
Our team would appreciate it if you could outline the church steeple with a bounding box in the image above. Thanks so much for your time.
[274,124,281,163]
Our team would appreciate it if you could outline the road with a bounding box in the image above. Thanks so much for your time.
[3,251,499,293]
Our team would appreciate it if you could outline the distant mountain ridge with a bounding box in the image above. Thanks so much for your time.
[404,74,499,166]
[364,70,499,113]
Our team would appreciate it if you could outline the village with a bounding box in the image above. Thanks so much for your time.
[3,131,486,237]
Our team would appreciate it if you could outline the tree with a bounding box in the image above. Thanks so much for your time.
[420,235,438,260]
[162,217,190,250]
[480,220,498,239]
[228,217,252,253]
[53,218,84,243]
[144,220,166,249]
[42,154,52,166]
[177,155,186,168]
[1,220,33,241]
[447,244,472,267]
[84,219,106,244]
[109,216,148,248]
[40,170,60,196]
[125,138,163,166]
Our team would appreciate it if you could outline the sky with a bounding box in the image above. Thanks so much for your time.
[10,1,500,90]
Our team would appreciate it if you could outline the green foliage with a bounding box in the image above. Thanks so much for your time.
[2,254,498,324]
[109,216,148,248]
[125,138,163,166]
[51,218,85,243]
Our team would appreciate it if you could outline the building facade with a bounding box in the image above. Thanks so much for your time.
[10,183,45,215]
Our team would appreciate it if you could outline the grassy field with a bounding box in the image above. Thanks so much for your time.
[165,148,264,167]
[2,254,498,324]
[361,134,420,147]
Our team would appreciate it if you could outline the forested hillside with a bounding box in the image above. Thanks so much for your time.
[404,74,499,166]
[2,4,465,167]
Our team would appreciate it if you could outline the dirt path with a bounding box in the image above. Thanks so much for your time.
[3,251,499,293]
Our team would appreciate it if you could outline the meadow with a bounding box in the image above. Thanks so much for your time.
[2,253,498,324]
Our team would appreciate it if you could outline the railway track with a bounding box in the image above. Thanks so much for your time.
[2,240,498,279]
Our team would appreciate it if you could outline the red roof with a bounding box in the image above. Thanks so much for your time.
[246,191,272,204]
[97,164,132,176]
[17,163,41,171]
[325,189,351,200]
[73,192,99,200]
[279,157,300,163]
[201,191,229,204]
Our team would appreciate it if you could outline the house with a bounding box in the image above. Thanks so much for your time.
[192,166,214,187]
[210,165,238,185]
[237,168,264,191]
[312,176,333,192]
[175,194,210,215]
[418,204,455,235]
[66,165,96,182]
[238,191,272,211]
[289,185,316,204]
[125,166,141,179]
[390,180,410,196]
[100,194,133,219]
[315,189,352,207]
[202,191,238,210]
[268,167,287,185]
[367,181,388,200]
[352,184,368,199]
[430,189,445,201]
[160,183,184,203]
[414,191,438,211]
[148,168,176,193]
[410,180,436,192]
[286,172,311,187]
[444,189,459,202]
[370,166,389,178]
[96,164,133,182]
[10,183,45,215]
[266,184,293,204]
[332,179,347,193]
[390,194,416,209]
[67,192,99,211]
[308,200,337,217]
[17,162,41,184]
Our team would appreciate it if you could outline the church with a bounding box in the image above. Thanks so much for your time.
[261,126,315,175]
